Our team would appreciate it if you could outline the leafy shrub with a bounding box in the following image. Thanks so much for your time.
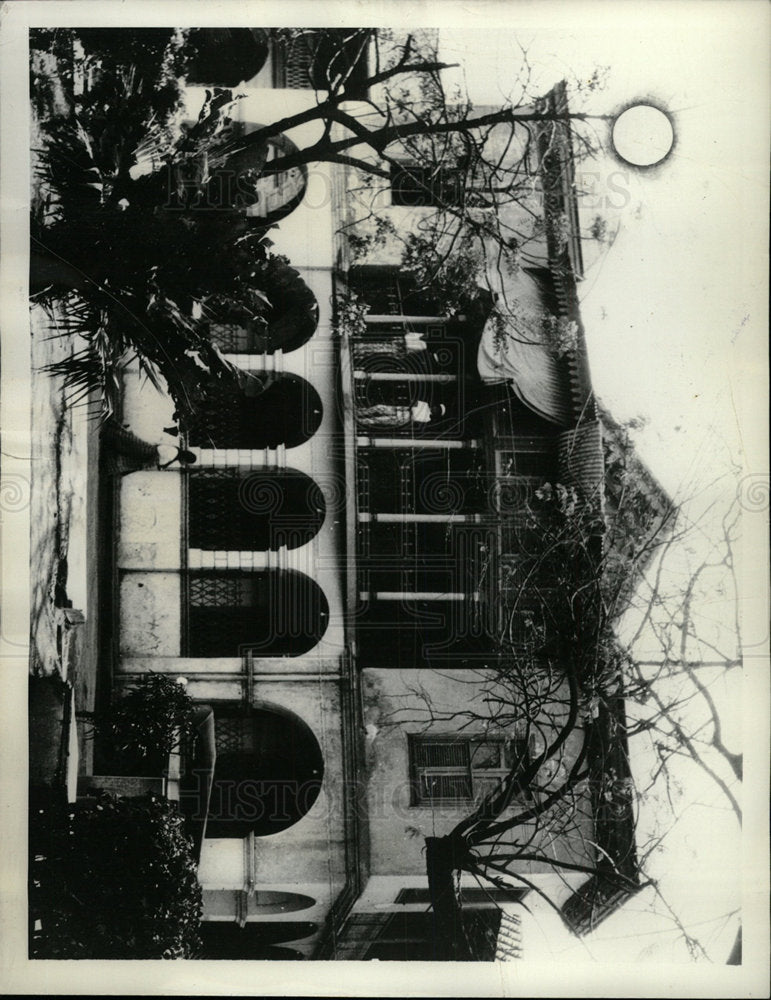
[98,674,196,774]
[32,793,202,958]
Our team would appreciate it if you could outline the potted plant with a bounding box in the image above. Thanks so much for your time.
[96,674,196,777]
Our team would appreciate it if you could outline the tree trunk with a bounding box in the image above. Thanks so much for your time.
[425,835,471,961]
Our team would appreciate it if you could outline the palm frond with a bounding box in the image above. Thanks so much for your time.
[42,342,124,417]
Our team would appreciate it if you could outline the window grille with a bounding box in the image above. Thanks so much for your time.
[408,735,531,805]
[282,35,315,88]
[186,572,262,656]
[359,909,501,961]
[188,393,241,448]
[347,266,440,317]
[413,741,472,800]
[349,266,402,315]
[391,165,465,208]
[189,469,325,553]
[273,30,370,96]
[188,468,240,550]
[208,322,255,354]
[189,572,243,608]
[185,570,329,657]
[187,375,323,450]
[214,713,256,756]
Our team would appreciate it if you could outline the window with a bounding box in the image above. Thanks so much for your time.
[173,122,308,224]
[391,165,465,208]
[224,131,307,223]
[206,322,255,354]
[206,264,319,355]
[495,435,559,482]
[187,373,323,450]
[493,434,559,548]
[355,909,501,962]
[272,29,370,97]
[408,735,531,805]
[184,28,269,87]
[347,265,441,317]
[497,554,558,647]
[204,706,324,838]
[185,569,329,657]
[188,469,326,551]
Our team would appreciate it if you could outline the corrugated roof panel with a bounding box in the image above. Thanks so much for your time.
[558,420,605,516]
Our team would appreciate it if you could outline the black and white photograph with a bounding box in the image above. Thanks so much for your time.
[1,1,768,995]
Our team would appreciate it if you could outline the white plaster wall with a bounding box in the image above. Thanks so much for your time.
[118,472,182,570]
[354,871,583,910]
[200,881,342,959]
[360,667,594,877]
[119,571,181,657]
[114,87,353,913]
[120,367,177,441]
[195,681,348,895]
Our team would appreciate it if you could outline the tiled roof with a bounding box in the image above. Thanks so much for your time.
[558,419,605,517]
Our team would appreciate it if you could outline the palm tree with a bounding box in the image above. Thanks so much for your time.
[31,29,278,426]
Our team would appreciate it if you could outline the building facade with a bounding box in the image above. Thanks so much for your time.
[96,31,632,960]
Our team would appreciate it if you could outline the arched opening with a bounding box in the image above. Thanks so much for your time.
[208,123,308,225]
[206,261,319,354]
[202,889,316,917]
[184,29,269,86]
[206,706,324,838]
[188,373,323,450]
[189,469,326,551]
[186,569,329,657]
[197,919,316,959]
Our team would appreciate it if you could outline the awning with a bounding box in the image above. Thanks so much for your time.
[476,266,573,426]
[477,319,572,426]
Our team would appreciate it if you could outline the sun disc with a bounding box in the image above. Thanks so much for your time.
[612,105,674,167]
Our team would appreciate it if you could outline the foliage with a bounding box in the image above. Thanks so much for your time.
[384,412,741,958]
[400,232,485,315]
[589,214,609,242]
[344,214,399,262]
[29,29,281,427]
[546,210,572,252]
[30,27,186,122]
[30,27,605,426]
[31,793,202,959]
[97,673,196,773]
[333,291,371,339]
[541,314,579,357]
